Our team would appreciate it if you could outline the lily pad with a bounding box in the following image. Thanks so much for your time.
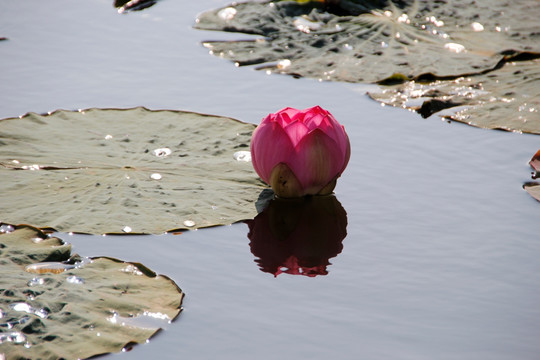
[0,225,183,359]
[529,149,540,178]
[524,183,540,203]
[368,56,540,134]
[195,0,539,83]
[114,0,159,13]
[0,107,265,234]
[524,150,540,202]
[196,1,539,133]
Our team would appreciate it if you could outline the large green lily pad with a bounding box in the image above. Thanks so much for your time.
[0,225,183,359]
[369,56,540,134]
[195,0,539,134]
[0,107,265,234]
[195,0,539,83]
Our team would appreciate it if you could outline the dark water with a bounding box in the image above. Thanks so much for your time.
[1,1,540,359]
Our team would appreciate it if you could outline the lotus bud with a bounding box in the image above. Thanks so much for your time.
[250,106,350,198]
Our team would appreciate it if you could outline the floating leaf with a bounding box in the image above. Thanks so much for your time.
[369,56,540,134]
[0,107,265,234]
[529,149,540,177]
[114,0,159,13]
[195,1,539,133]
[0,225,183,359]
[523,183,540,203]
[523,150,540,202]
[195,0,539,83]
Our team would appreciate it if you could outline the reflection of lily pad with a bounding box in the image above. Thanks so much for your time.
[369,56,540,134]
[0,107,265,234]
[0,225,183,359]
[195,0,539,83]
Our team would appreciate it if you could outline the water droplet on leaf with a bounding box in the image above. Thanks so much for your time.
[66,275,85,284]
[152,148,172,157]
[218,7,237,21]
[27,277,45,287]
[0,224,15,233]
[183,220,196,227]
[233,151,251,162]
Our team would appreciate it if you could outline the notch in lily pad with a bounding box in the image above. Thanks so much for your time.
[0,107,266,234]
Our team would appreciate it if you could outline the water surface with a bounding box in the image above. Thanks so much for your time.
[1,1,540,359]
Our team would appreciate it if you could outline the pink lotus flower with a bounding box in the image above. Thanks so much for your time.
[250,106,350,197]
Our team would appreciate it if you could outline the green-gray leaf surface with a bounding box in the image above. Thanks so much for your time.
[524,183,540,203]
[195,0,539,133]
[0,225,183,360]
[368,57,540,133]
[0,107,265,234]
[195,0,539,83]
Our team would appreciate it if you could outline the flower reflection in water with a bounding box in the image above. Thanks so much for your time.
[247,193,347,277]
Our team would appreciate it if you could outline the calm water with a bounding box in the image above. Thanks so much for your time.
[1,1,540,359]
